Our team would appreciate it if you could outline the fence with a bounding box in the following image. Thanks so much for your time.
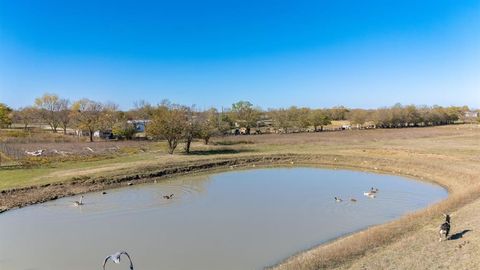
[0,142,25,165]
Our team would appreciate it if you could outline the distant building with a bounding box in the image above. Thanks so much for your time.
[93,130,114,139]
[465,111,479,118]
[127,120,151,132]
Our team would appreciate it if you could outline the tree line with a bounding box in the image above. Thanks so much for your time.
[0,94,478,154]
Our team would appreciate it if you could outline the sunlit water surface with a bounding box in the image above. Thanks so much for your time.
[0,168,447,270]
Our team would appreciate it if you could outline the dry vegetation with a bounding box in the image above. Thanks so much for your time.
[1,124,480,269]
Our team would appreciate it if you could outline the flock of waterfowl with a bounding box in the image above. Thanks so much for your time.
[69,187,379,269]
[68,183,380,269]
[71,192,175,208]
[335,187,379,202]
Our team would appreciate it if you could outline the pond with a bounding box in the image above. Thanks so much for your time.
[0,168,447,270]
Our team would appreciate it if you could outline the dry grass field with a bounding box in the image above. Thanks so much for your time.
[1,124,480,269]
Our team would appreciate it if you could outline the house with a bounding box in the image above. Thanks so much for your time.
[465,111,479,118]
[127,120,151,132]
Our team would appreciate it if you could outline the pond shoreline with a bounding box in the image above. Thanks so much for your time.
[1,152,478,269]
[0,153,446,213]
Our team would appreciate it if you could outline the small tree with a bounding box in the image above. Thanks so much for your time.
[147,103,188,154]
[327,106,349,121]
[112,121,136,140]
[348,109,369,128]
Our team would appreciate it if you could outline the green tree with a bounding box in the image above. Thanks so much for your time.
[0,103,13,128]
[147,103,188,154]
[230,101,260,134]
[309,109,331,131]
[296,107,311,129]
[112,120,136,140]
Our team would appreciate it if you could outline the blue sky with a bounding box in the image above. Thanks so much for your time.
[0,0,479,110]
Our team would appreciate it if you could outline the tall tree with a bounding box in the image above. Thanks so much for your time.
[295,107,311,129]
[270,108,292,133]
[58,98,71,134]
[35,93,63,132]
[0,103,13,128]
[198,108,221,145]
[183,107,201,154]
[230,101,260,134]
[71,99,106,142]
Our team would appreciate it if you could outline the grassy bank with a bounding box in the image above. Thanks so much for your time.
[1,124,480,268]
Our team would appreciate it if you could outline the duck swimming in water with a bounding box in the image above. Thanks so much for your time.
[72,196,84,206]
[163,194,174,199]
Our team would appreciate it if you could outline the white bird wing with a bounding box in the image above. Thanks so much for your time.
[103,255,112,270]
[120,251,134,270]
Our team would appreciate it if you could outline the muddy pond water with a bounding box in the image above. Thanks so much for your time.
[0,168,447,270]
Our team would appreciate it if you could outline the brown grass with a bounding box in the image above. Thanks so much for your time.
[1,124,480,268]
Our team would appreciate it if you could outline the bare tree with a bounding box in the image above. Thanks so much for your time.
[132,100,154,119]
[14,107,39,130]
[270,108,292,133]
[58,98,71,134]
[183,107,201,153]
[198,108,221,145]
